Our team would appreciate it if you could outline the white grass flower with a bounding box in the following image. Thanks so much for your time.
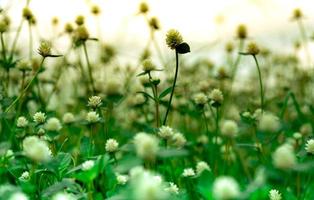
[116,174,128,185]
[142,59,156,72]
[182,168,195,177]
[134,132,159,160]
[212,176,240,200]
[82,160,94,171]
[171,132,186,148]
[158,126,174,139]
[19,171,30,181]
[45,117,62,131]
[196,161,210,175]
[193,92,208,106]
[258,113,280,132]
[22,136,52,162]
[17,116,28,128]
[62,113,75,124]
[272,144,296,169]
[86,111,100,123]
[221,120,238,138]
[165,182,179,194]
[88,96,102,108]
[105,138,119,153]
[269,189,282,200]
[305,139,314,154]
[33,112,46,124]
[209,88,223,105]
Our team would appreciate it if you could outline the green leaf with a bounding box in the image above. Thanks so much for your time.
[158,86,173,99]
[176,42,190,54]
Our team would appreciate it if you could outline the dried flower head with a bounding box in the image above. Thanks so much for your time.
[75,15,85,25]
[91,5,101,15]
[292,8,303,20]
[139,2,149,14]
[166,29,183,50]
[149,17,160,30]
[38,41,52,57]
[246,42,260,55]
[237,24,247,39]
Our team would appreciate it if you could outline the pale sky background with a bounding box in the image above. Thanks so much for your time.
[1,0,314,65]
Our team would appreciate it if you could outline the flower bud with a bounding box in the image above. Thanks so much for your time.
[166,29,183,50]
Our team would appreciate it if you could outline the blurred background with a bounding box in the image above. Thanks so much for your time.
[1,0,314,63]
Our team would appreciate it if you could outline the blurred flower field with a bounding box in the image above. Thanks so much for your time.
[0,1,314,200]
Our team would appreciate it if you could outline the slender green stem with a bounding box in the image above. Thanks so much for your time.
[202,109,209,135]
[28,22,33,60]
[1,33,7,60]
[163,51,179,125]
[10,20,24,57]
[5,57,45,113]
[83,43,96,94]
[148,72,160,127]
[253,55,264,111]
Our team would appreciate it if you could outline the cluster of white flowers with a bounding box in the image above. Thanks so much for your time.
[158,126,174,139]
[196,161,211,175]
[258,113,280,132]
[134,132,159,160]
[193,92,208,106]
[116,174,129,185]
[171,132,187,148]
[305,139,314,154]
[164,182,179,194]
[212,176,240,200]
[182,168,195,177]
[19,171,30,181]
[105,138,119,153]
[88,96,102,108]
[209,88,223,104]
[22,136,52,162]
[62,112,75,124]
[45,117,62,131]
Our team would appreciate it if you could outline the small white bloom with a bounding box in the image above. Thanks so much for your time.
[82,160,95,171]
[45,117,62,131]
[62,113,75,124]
[33,112,46,124]
[165,182,179,194]
[193,92,208,105]
[209,88,223,104]
[293,132,302,140]
[52,192,76,200]
[212,176,240,200]
[142,59,156,72]
[88,96,102,108]
[23,136,52,162]
[272,144,296,169]
[158,126,174,139]
[86,111,100,123]
[221,120,238,137]
[105,138,119,153]
[17,116,28,128]
[258,113,280,132]
[182,168,195,177]
[19,171,30,181]
[171,132,186,148]
[134,132,159,160]
[116,174,128,185]
[269,189,282,200]
[196,161,210,175]
[305,139,314,154]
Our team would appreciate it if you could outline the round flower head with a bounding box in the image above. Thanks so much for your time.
[212,176,240,200]
[236,24,247,39]
[75,15,85,25]
[165,182,179,194]
[149,17,160,30]
[62,112,75,124]
[209,88,223,105]
[142,59,156,72]
[0,16,10,33]
[193,92,208,106]
[305,139,314,154]
[33,112,46,124]
[82,160,94,171]
[258,113,280,132]
[182,168,195,177]
[272,144,296,169]
[104,79,123,96]
[19,171,30,181]
[292,8,303,20]
[221,120,238,138]
[196,161,210,175]
[16,60,32,71]
[23,136,52,162]
[22,7,34,21]
[38,41,52,57]
[9,192,29,200]
[246,42,260,55]
[86,111,100,123]
[105,138,119,153]
[116,174,129,185]
[17,116,28,128]
[45,117,62,131]
[269,189,282,200]
[166,29,183,50]
[74,26,89,42]
[134,132,159,160]
[171,132,186,148]
[64,23,74,33]
[158,126,174,139]
[91,5,101,15]
[88,96,102,108]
